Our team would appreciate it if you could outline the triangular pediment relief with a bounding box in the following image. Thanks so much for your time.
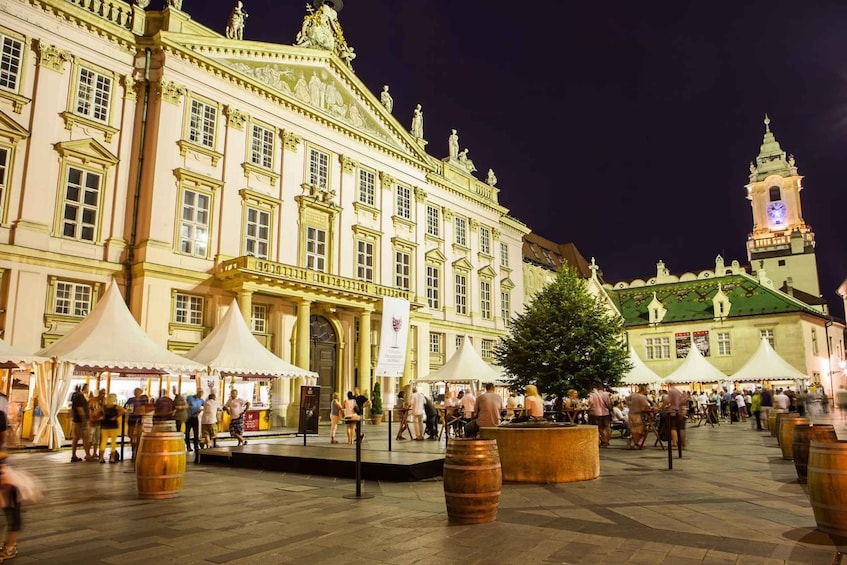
[478,265,497,278]
[500,277,515,290]
[158,34,432,165]
[452,257,474,271]
[425,248,447,263]
[53,138,118,168]
[0,111,28,143]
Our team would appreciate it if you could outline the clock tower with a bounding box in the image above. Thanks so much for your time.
[745,115,820,300]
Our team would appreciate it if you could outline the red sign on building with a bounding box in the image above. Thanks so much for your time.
[243,410,260,431]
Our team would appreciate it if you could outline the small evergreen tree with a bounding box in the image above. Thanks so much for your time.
[494,265,631,397]
[371,381,383,415]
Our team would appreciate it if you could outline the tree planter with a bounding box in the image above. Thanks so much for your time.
[371,414,383,425]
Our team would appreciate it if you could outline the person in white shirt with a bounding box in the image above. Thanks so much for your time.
[734,391,747,422]
[773,388,791,411]
[199,393,220,449]
[410,387,426,441]
[460,389,476,420]
[224,389,250,446]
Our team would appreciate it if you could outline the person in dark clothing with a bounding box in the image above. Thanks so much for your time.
[424,395,439,439]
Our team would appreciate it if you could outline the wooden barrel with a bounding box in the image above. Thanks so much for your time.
[779,416,809,459]
[808,440,847,537]
[792,425,837,483]
[773,411,793,442]
[443,439,501,524]
[768,409,787,437]
[136,431,186,499]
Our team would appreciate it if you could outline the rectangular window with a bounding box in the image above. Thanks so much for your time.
[180,189,210,257]
[455,273,467,315]
[175,293,204,325]
[358,169,375,206]
[249,124,274,169]
[244,207,270,259]
[501,291,511,326]
[760,329,775,348]
[251,304,267,334]
[455,216,467,246]
[481,339,493,360]
[811,328,819,355]
[306,227,327,272]
[308,148,329,189]
[429,332,442,354]
[0,34,23,92]
[500,242,509,268]
[426,205,440,237]
[356,240,374,282]
[54,281,92,317]
[456,335,471,348]
[75,67,112,123]
[479,226,491,255]
[0,146,8,210]
[480,280,491,319]
[644,336,671,360]
[716,332,731,356]
[188,99,217,148]
[395,185,411,219]
[426,265,440,309]
[62,166,101,242]
[395,250,411,290]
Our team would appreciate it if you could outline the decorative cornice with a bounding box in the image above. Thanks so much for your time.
[340,155,358,174]
[225,105,248,131]
[34,40,71,73]
[282,130,301,152]
[59,111,119,143]
[157,80,186,105]
[379,172,394,190]
[414,187,428,203]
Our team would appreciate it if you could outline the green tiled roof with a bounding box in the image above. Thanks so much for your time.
[609,274,814,326]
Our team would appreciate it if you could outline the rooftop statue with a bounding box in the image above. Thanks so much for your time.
[135,0,151,8]
[380,85,393,113]
[448,129,459,160]
[411,104,424,139]
[226,1,248,40]
[295,1,356,70]
[486,168,497,186]
[457,148,476,173]
[165,0,182,9]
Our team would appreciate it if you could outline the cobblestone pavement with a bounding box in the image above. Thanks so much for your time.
[4,411,847,564]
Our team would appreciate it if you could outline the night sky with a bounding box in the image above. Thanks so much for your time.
[182,1,847,317]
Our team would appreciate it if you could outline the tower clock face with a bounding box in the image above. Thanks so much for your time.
[767,201,787,225]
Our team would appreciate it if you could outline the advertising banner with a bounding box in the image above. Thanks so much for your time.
[243,410,260,432]
[374,296,411,378]
[675,332,691,359]
[298,385,320,435]
[693,330,711,357]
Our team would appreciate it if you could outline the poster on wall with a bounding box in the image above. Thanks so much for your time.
[675,332,691,359]
[298,385,320,435]
[693,330,711,357]
[374,297,411,378]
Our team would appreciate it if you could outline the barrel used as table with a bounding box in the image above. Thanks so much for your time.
[773,411,794,443]
[808,439,847,537]
[792,424,837,483]
[443,439,501,524]
[779,415,809,459]
[136,431,186,499]
[769,409,787,438]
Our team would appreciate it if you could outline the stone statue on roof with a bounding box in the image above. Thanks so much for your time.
[411,104,424,138]
[295,1,355,69]
[226,1,248,40]
[457,148,476,173]
[380,85,393,113]
[448,129,459,160]
[486,169,497,186]
[165,0,182,9]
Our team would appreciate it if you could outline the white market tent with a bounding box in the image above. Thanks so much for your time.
[622,346,663,387]
[728,337,807,383]
[33,280,204,448]
[184,301,318,381]
[0,337,44,368]
[663,343,728,385]
[416,337,501,385]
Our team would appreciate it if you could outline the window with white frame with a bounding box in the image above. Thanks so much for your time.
[455,216,467,246]
[501,291,511,326]
[306,227,327,272]
[760,329,775,348]
[716,331,731,356]
[174,293,204,325]
[0,146,9,212]
[395,250,411,290]
[500,242,509,268]
[251,304,268,334]
[812,328,819,355]
[62,166,101,242]
[395,185,411,219]
[244,206,270,259]
[481,339,493,360]
[479,226,491,255]
[480,280,492,319]
[356,239,374,282]
[426,265,440,309]
[644,336,671,360]
[358,169,375,206]
[429,332,442,354]
[53,281,92,317]
[455,273,467,315]
[426,205,440,237]
[0,34,23,92]
[249,123,274,169]
[75,67,112,123]
[188,99,217,149]
[308,147,329,189]
[180,189,210,257]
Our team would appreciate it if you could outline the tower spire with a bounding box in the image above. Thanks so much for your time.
[754,114,791,179]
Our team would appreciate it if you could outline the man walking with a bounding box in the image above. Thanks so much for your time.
[588,383,613,448]
[410,387,425,441]
[70,384,94,462]
[185,389,204,454]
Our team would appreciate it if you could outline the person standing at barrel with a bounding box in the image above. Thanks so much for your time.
[99,394,126,464]
[172,387,188,433]
[224,389,250,446]
[475,383,502,429]
[124,388,144,459]
[153,389,175,428]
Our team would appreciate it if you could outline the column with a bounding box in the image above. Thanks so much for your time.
[358,308,372,395]
[236,288,253,323]
[289,298,312,427]
[401,324,414,388]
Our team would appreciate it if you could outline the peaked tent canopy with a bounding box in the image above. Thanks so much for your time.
[37,280,203,374]
[184,301,318,380]
[0,337,44,368]
[622,346,663,386]
[728,337,807,382]
[416,337,501,384]
[663,344,727,384]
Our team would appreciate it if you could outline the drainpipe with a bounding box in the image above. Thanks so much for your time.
[125,48,151,307]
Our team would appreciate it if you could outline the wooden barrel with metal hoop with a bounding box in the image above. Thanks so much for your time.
[768,409,787,438]
[778,415,809,459]
[136,431,186,499]
[773,411,794,442]
[443,439,501,524]
[807,439,847,537]
[792,424,837,483]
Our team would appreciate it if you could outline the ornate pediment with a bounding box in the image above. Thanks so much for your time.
[425,248,447,263]
[53,138,118,168]
[478,265,497,279]
[0,111,29,143]
[452,257,473,271]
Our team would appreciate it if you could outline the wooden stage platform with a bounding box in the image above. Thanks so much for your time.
[198,443,445,482]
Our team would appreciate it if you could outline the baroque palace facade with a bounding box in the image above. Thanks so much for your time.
[0,0,528,423]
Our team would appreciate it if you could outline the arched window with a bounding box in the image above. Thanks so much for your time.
[769,186,781,202]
